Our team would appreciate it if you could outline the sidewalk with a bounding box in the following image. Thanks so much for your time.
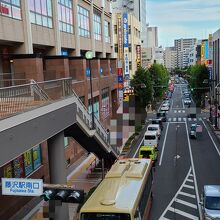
[24,153,101,220]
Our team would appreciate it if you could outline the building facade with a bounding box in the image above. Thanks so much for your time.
[174,38,197,68]
[164,47,177,72]
[112,12,141,78]
[0,1,119,219]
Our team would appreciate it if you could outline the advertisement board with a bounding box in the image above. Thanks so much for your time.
[33,145,41,170]
[117,15,123,60]
[13,155,25,178]
[123,12,129,77]
[136,45,141,68]
[24,149,33,176]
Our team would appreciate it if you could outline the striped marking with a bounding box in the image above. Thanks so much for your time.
[178,117,181,121]
[179,191,196,198]
[168,207,199,220]
[183,184,195,189]
[186,179,194,183]
[175,198,197,209]
[188,118,192,121]
[173,117,177,121]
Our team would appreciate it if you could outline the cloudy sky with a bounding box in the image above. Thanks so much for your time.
[147,0,220,47]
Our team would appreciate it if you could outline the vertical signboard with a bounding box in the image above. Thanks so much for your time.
[33,145,41,170]
[123,12,129,77]
[24,149,33,176]
[13,155,25,178]
[136,45,141,69]
[117,15,123,60]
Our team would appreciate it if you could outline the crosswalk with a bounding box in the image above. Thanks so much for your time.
[173,110,186,113]
[167,117,206,122]
[159,167,199,220]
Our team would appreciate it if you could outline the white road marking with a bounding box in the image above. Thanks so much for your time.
[186,179,194,183]
[175,198,198,209]
[183,110,185,113]
[183,118,186,121]
[159,122,169,166]
[168,118,171,122]
[174,110,177,113]
[178,117,181,121]
[188,118,192,121]
[183,184,195,189]
[168,207,199,220]
[173,117,177,122]
[193,118,197,121]
[178,110,181,113]
[179,191,196,198]
[201,120,220,157]
[185,123,203,219]
[159,168,198,220]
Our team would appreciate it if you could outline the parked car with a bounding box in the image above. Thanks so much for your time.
[151,118,163,130]
[156,111,167,122]
[147,124,161,139]
[200,185,220,219]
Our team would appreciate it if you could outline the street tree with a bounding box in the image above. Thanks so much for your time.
[148,64,169,101]
[130,67,153,108]
[188,64,209,107]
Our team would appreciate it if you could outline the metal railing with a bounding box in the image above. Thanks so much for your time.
[0,77,119,155]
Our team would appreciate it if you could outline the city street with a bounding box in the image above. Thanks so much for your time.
[132,80,220,220]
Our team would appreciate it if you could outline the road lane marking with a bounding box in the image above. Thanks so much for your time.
[168,207,199,220]
[134,136,144,157]
[159,168,198,220]
[201,120,220,157]
[159,122,169,166]
[175,198,197,209]
[183,184,195,189]
[178,117,181,121]
[179,191,196,198]
[187,179,193,183]
[185,122,203,219]
[173,117,176,121]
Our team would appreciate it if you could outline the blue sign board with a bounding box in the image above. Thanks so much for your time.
[118,76,123,83]
[86,68,91,77]
[208,67,212,80]
[123,13,128,48]
[2,178,43,196]
[100,67,103,75]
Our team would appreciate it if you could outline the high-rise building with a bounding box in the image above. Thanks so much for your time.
[147,27,158,48]
[174,38,197,68]
[164,47,177,72]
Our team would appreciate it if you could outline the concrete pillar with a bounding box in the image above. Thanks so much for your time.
[15,0,33,54]
[48,131,68,220]
[73,0,80,56]
[50,0,61,55]
[101,8,106,58]
[90,2,95,57]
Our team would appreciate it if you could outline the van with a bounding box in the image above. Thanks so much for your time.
[156,111,167,122]
[138,146,158,164]
[200,185,220,219]
[147,124,161,139]
[151,118,163,130]
[143,131,159,148]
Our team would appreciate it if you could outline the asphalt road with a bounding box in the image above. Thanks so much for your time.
[131,79,220,220]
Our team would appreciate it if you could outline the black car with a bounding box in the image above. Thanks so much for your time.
[156,111,167,122]
[151,118,164,130]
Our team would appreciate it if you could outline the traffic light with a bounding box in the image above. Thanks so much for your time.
[41,185,84,204]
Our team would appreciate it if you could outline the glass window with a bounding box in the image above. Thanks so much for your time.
[78,5,90,38]
[0,0,21,20]
[104,20,110,43]
[58,0,73,33]
[93,12,101,41]
[28,0,53,28]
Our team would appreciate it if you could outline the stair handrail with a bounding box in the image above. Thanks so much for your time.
[30,79,51,101]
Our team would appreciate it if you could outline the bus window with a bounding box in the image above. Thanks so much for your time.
[81,213,131,220]
[145,135,156,140]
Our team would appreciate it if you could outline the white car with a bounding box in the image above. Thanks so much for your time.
[184,98,191,105]
[147,124,161,138]
[160,105,169,111]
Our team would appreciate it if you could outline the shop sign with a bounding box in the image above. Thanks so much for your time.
[117,15,123,60]
[0,5,9,15]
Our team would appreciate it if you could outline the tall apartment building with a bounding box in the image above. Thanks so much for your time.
[164,47,177,72]
[174,38,197,68]
[0,1,119,219]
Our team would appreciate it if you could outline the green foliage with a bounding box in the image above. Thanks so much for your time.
[188,64,209,107]
[130,67,153,107]
[149,64,170,100]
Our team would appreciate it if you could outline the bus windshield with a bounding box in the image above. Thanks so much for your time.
[81,213,131,220]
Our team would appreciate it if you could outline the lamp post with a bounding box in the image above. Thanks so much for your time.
[85,51,95,129]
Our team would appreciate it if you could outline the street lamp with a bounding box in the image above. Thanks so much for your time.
[85,51,95,129]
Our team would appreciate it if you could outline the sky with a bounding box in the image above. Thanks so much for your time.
[147,0,220,47]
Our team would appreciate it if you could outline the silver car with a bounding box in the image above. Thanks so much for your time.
[200,185,220,219]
